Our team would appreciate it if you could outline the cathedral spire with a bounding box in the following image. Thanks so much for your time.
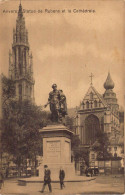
[18,3,23,18]
[13,2,28,45]
[9,3,35,102]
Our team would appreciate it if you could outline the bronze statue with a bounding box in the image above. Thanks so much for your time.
[45,84,67,123]
[58,89,67,117]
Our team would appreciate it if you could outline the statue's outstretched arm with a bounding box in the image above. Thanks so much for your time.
[44,101,49,108]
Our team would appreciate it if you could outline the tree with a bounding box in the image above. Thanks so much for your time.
[92,131,112,160]
[71,134,80,149]
[2,99,49,175]
[73,147,90,167]
[1,74,15,107]
[71,134,89,167]
[1,75,50,176]
[65,115,75,131]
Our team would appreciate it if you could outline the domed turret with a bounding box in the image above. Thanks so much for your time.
[104,72,114,90]
[103,72,119,112]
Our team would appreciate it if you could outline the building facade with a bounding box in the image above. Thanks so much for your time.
[9,3,35,102]
[75,72,123,169]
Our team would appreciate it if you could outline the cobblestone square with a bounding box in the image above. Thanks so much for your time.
[0,175,124,195]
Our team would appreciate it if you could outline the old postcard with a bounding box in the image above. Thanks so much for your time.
[0,0,124,194]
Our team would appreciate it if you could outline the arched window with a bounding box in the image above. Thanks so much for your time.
[30,87,32,97]
[18,47,21,62]
[19,32,22,42]
[19,84,22,101]
[94,100,97,108]
[90,92,93,100]
[99,101,101,107]
[82,101,85,109]
[85,114,100,144]
[24,48,27,67]
[86,101,89,109]
[18,47,23,76]
[19,63,22,76]
[26,85,28,97]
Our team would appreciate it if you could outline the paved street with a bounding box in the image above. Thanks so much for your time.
[0,175,124,195]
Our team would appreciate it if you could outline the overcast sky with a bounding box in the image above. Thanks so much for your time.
[0,0,124,109]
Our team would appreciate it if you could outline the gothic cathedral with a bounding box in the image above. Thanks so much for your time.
[76,72,120,154]
[9,3,35,102]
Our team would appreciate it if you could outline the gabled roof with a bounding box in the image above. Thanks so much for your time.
[83,85,108,108]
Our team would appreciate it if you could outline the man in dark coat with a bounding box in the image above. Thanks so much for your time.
[41,165,52,193]
[0,171,4,189]
[59,167,65,189]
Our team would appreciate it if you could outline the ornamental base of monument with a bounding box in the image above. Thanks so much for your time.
[38,124,75,180]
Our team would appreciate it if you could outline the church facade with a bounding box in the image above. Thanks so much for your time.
[75,72,123,168]
[9,3,35,102]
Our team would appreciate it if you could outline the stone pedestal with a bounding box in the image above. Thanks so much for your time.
[38,124,75,180]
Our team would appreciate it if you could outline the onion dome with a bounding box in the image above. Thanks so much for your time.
[104,72,114,90]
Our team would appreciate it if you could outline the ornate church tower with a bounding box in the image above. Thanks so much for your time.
[103,72,120,139]
[103,72,119,112]
[9,3,35,102]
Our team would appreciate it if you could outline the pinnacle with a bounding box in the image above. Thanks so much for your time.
[18,2,23,18]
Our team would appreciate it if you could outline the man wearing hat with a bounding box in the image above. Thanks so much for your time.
[59,167,65,189]
[41,165,52,193]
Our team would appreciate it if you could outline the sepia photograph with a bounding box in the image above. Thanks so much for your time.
[0,0,124,194]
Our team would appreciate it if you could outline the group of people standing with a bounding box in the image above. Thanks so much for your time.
[41,165,65,193]
[85,167,99,177]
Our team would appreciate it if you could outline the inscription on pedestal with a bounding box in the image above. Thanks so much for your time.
[47,141,61,159]
[39,125,75,178]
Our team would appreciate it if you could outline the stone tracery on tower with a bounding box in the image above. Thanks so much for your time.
[9,3,35,102]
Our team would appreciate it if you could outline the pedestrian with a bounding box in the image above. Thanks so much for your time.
[88,168,93,177]
[85,167,89,177]
[41,165,52,193]
[0,171,4,189]
[6,168,9,178]
[59,167,65,189]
